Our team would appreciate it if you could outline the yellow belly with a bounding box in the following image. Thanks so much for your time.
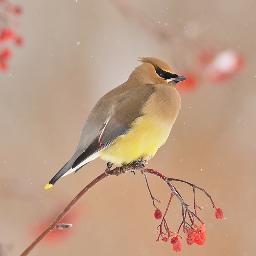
[99,115,172,165]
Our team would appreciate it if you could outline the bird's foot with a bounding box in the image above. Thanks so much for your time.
[105,162,127,176]
[107,162,113,170]
[105,162,114,175]
[125,158,148,175]
[105,159,148,176]
[130,158,148,169]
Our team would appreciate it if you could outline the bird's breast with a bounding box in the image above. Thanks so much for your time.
[100,114,173,165]
[100,85,180,165]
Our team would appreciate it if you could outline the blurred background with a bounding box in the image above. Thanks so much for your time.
[0,0,255,255]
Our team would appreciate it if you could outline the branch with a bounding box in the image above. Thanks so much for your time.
[20,172,108,256]
[20,165,222,255]
[20,163,138,256]
[111,0,173,42]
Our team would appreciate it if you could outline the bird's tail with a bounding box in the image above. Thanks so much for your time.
[44,162,71,190]
[44,150,100,190]
[44,152,83,190]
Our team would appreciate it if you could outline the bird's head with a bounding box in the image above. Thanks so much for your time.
[129,57,186,85]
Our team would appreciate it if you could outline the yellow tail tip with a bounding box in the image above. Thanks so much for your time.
[44,183,53,190]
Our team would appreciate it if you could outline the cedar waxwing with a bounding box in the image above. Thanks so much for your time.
[44,57,186,189]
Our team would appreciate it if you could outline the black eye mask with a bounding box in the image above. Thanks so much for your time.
[155,66,178,80]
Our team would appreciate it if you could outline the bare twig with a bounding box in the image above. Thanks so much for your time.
[20,164,141,256]
[20,166,217,256]
[143,173,160,208]
[156,194,173,241]
[168,177,216,208]
[20,172,108,256]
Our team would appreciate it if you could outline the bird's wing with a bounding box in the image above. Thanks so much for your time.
[47,84,155,186]
[72,84,155,169]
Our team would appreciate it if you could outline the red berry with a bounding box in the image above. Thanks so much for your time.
[162,236,168,242]
[176,72,199,92]
[0,61,8,71]
[171,236,182,252]
[0,48,12,60]
[186,224,206,246]
[170,236,178,244]
[154,209,162,219]
[215,208,224,219]
[0,28,15,41]
[15,36,23,46]
[13,5,22,15]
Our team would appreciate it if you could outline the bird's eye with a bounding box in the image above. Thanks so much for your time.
[155,66,178,80]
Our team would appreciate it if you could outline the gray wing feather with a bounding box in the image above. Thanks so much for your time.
[48,85,155,185]
[99,85,155,145]
[73,85,155,167]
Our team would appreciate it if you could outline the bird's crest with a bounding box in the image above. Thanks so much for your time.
[138,57,172,73]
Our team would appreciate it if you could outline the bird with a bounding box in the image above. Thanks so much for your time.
[44,57,186,190]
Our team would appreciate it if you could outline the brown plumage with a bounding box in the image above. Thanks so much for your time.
[45,57,186,189]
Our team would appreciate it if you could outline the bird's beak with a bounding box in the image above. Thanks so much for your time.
[173,75,186,83]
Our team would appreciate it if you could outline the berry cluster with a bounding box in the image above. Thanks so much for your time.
[143,170,224,253]
[0,0,23,71]
[153,202,223,252]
